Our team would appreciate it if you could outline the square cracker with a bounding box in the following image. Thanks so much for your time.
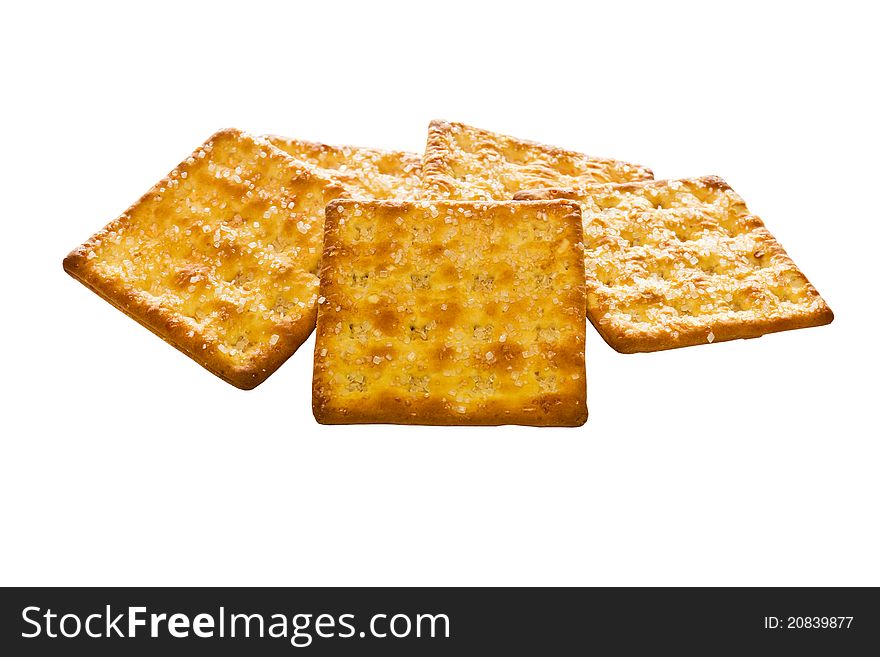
[63,128,345,389]
[265,135,422,200]
[313,199,588,426]
[422,119,652,200]
[515,177,833,352]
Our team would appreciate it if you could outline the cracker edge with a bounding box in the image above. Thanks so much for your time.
[515,178,835,353]
[311,199,588,426]
[62,127,336,390]
[263,134,422,170]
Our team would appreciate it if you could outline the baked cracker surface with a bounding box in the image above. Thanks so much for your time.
[515,177,833,352]
[265,136,421,200]
[313,199,588,425]
[422,120,652,200]
[64,128,345,389]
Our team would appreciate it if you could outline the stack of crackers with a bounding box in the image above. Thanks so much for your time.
[65,122,833,426]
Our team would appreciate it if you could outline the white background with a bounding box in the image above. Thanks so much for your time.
[1,1,877,586]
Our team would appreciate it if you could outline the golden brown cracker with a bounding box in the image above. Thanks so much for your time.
[422,119,652,200]
[265,135,421,200]
[515,177,833,352]
[313,199,588,425]
[64,128,345,388]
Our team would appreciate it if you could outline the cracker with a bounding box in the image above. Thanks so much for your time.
[63,128,345,389]
[422,119,652,200]
[515,177,833,352]
[313,199,588,426]
[265,135,421,200]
